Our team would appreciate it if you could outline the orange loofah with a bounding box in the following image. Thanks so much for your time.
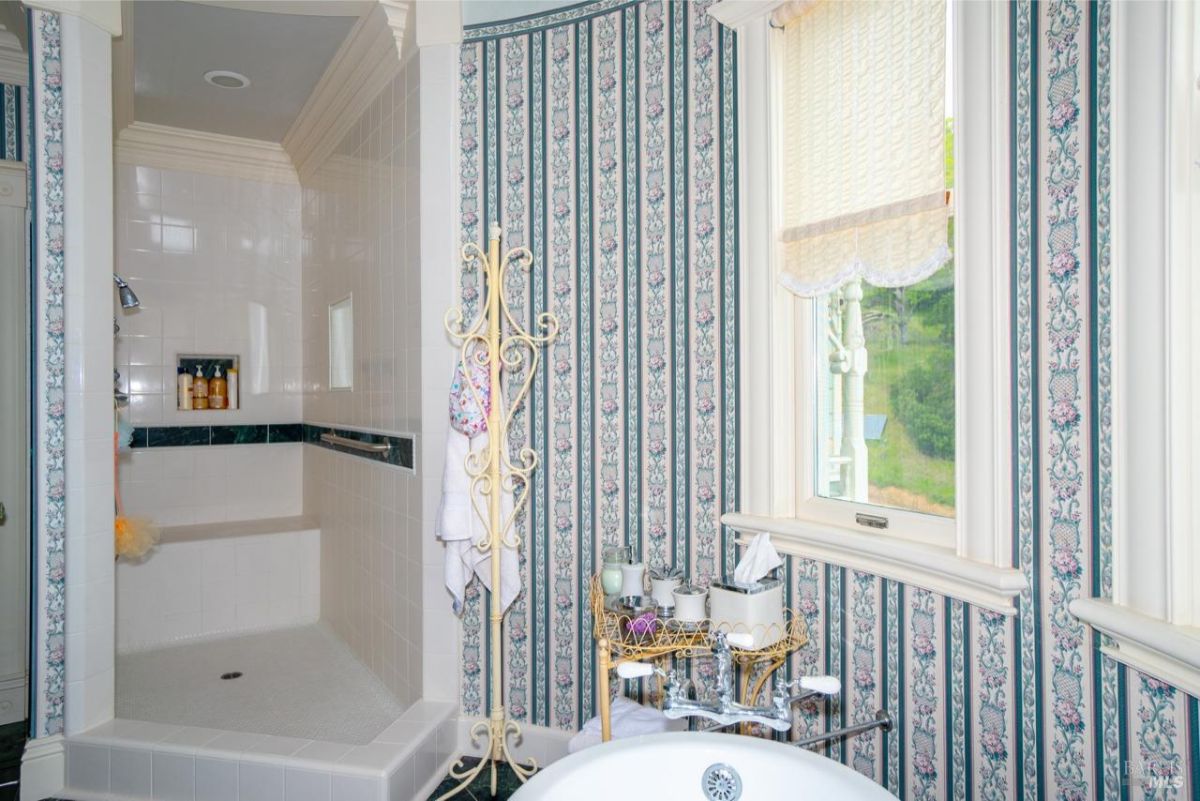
[114,427,160,560]
[115,515,160,560]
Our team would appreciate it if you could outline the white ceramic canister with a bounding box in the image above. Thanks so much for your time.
[620,561,646,598]
[672,584,708,623]
[649,567,684,608]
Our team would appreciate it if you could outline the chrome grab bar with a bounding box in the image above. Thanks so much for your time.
[319,432,390,454]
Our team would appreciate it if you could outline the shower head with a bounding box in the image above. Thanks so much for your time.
[113,273,140,309]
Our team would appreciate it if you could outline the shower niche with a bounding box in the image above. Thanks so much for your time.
[176,353,240,411]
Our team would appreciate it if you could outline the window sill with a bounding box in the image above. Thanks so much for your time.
[1069,597,1200,698]
[722,512,1027,615]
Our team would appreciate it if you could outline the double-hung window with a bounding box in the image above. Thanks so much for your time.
[713,0,1025,612]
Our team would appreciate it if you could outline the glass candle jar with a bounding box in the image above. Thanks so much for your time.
[601,546,630,595]
[620,561,647,598]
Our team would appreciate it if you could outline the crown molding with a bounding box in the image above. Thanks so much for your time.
[706,0,783,29]
[0,22,26,85]
[183,0,371,15]
[282,0,412,181]
[23,1,121,37]
[116,122,298,185]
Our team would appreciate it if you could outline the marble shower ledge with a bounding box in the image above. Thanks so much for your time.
[722,512,1027,615]
[128,423,303,448]
[1069,597,1200,699]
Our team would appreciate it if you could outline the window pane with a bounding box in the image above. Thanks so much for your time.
[813,258,955,518]
[805,0,956,519]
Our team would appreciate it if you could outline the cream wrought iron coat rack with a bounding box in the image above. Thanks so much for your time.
[437,224,558,800]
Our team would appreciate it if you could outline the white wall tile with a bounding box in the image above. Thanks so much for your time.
[195,757,239,801]
[118,443,304,528]
[153,751,197,801]
[284,768,332,801]
[330,774,378,801]
[110,746,153,798]
[117,526,320,652]
[115,164,303,429]
[302,63,422,708]
[66,742,110,794]
[239,762,285,801]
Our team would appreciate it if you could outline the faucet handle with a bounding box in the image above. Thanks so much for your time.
[774,674,842,701]
[798,675,841,695]
[616,661,663,680]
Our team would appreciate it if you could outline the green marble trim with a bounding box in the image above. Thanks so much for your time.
[129,423,303,449]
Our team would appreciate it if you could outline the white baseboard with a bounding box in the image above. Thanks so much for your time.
[20,734,65,801]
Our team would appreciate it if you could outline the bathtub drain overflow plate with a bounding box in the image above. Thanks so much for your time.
[701,763,742,801]
[221,671,243,680]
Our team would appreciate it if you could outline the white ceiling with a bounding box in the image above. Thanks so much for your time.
[132,1,359,142]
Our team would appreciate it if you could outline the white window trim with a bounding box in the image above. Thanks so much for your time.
[1068,0,1200,697]
[713,0,1026,615]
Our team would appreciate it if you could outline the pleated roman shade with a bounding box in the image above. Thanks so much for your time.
[776,0,950,298]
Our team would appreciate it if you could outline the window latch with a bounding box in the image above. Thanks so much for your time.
[855,512,888,530]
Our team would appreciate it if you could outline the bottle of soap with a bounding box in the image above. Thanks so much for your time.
[177,367,193,410]
[226,367,238,410]
[209,366,227,410]
[192,365,209,410]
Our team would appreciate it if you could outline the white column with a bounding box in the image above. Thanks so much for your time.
[416,0,462,703]
[60,11,115,737]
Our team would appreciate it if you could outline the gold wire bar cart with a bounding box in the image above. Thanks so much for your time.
[589,576,809,741]
[436,225,558,800]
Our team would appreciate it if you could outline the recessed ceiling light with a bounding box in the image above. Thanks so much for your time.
[204,70,250,90]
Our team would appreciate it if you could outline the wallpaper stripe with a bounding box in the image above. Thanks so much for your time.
[455,4,1200,800]
[30,9,65,738]
[1,82,23,161]
[1042,2,1092,798]
[670,0,687,575]
[886,577,901,796]
[623,5,641,563]
[532,26,548,728]
[1012,0,1042,798]
[1189,695,1199,801]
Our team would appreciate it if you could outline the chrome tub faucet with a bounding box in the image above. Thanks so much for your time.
[616,630,891,745]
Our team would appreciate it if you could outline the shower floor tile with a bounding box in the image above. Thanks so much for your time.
[116,624,403,745]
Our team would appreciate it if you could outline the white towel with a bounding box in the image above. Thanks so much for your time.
[436,425,520,615]
[567,696,685,753]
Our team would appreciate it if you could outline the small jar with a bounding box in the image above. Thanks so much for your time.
[673,584,708,623]
[600,546,630,596]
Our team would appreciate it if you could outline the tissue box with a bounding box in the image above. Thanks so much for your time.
[709,577,784,650]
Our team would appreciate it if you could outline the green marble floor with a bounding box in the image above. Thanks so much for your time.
[426,757,534,801]
[0,721,27,801]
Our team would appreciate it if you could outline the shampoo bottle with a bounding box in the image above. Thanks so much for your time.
[192,365,209,410]
[209,366,227,409]
[226,367,238,410]
[177,368,193,410]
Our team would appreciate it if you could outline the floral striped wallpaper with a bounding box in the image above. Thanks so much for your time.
[457,1,1200,799]
[457,0,738,731]
[1,79,24,161]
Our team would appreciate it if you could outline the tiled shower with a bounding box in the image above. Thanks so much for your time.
[97,46,450,801]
